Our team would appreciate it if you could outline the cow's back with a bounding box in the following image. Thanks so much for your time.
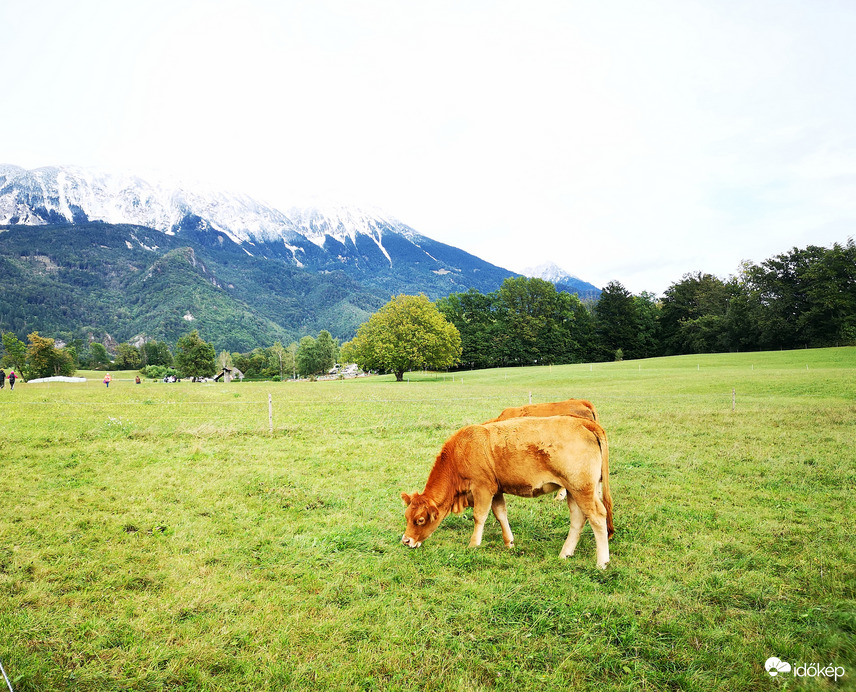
[476,416,604,494]
[488,398,598,423]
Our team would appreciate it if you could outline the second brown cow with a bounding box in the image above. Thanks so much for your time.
[485,398,598,424]
[487,398,600,501]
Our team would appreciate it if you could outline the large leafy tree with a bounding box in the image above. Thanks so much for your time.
[2,332,28,375]
[746,240,856,349]
[498,277,597,366]
[144,340,174,367]
[296,335,323,377]
[217,350,234,371]
[115,343,142,370]
[89,342,111,369]
[232,347,274,378]
[659,272,734,354]
[495,277,555,366]
[342,294,461,381]
[633,292,663,359]
[174,330,216,378]
[26,331,75,378]
[269,342,285,379]
[287,342,298,380]
[437,288,502,370]
[594,281,641,360]
[316,331,338,374]
[548,288,597,363]
[439,279,598,369]
[801,240,856,345]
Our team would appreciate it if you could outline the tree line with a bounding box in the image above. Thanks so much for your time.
[437,239,855,367]
[0,329,343,382]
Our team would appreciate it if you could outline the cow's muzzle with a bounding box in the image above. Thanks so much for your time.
[401,534,422,548]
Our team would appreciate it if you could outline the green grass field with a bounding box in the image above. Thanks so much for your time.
[1,348,854,691]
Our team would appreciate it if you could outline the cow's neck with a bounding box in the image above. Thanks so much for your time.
[422,447,463,512]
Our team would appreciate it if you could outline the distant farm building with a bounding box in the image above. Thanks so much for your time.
[214,367,245,383]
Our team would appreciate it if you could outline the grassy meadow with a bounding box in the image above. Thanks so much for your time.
[0,348,854,691]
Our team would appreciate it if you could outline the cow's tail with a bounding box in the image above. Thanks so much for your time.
[582,399,599,422]
[583,420,614,539]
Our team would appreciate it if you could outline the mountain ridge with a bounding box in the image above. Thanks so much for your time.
[0,163,525,298]
[1,164,604,351]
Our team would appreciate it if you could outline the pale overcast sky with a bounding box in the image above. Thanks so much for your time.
[3,0,855,294]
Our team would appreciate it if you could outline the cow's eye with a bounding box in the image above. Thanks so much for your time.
[416,517,426,526]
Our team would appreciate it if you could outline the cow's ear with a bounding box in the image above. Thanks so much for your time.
[401,492,413,506]
[427,500,439,523]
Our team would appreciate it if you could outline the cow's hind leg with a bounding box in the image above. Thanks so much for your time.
[561,487,610,569]
[559,495,586,559]
[491,493,515,547]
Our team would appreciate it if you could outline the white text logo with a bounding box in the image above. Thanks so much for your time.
[765,657,845,681]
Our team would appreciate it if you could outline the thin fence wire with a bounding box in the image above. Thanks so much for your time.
[0,388,765,443]
[0,391,747,407]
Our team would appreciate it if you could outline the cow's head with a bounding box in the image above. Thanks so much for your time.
[400,491,443,548]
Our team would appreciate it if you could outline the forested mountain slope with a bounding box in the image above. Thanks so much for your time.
[0,223,385,351]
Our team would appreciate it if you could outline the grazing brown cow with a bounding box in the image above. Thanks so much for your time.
[486,399,600,502]
[485,398,598,423]
[401,416,614,568]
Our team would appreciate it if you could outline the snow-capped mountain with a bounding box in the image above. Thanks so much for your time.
[523,262,602,300]
[0,164,391,253]
[523,262,584,285]
[0,164,606,349]
[0,164,516,296]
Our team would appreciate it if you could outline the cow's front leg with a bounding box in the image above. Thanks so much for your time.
[491,493,515,547]
[468,490,494,547]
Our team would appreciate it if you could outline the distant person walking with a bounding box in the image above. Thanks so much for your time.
[0,368,5,389]
[103,373,112,388]
[8,370,16,390]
